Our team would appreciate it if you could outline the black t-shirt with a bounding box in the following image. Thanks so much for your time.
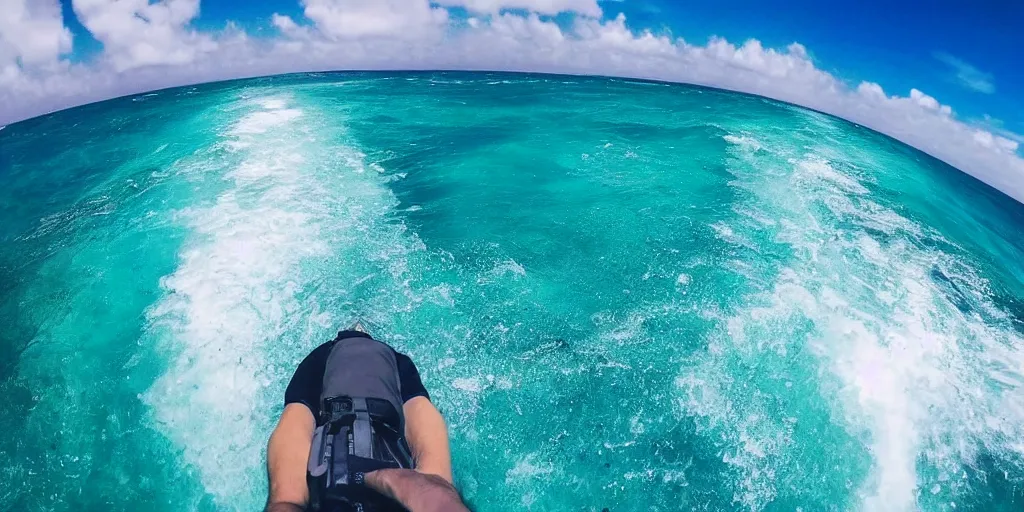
[284,332,431,422]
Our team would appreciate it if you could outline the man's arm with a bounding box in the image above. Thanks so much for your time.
[266,403,316,512]
[403,396,454,483]
[366,468,470,512]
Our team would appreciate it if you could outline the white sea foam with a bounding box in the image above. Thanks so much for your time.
[493,258,527,277]
[777,158,1023,511]
[453,376,485,393]
[143,96,323,506]
[791,156,869,195]
[676,273,691,286]
[676,367,792,509]
[142,94,425,508]
[723,134,762,151]
[506,453,555,483]
[680,135,1024,511]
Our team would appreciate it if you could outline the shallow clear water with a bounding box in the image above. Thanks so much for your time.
[1,72,1023,511]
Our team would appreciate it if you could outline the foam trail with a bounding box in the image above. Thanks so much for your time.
[140,93,418,508]
[677,132,1024,511]
[778,156,1024,511]
[142,96,321,507]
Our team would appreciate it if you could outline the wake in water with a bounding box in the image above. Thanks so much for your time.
[678,121,1024,511]
[142,93,430,509]
[1,73,1021,511]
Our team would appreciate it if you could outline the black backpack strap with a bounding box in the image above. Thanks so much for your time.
[351,397,373,459]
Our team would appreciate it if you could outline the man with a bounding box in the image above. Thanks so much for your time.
[266,327,471,512]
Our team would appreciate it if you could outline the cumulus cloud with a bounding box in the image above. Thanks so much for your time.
[934,52,995,94]
[0,0,73,97]
[975,115,1024,146]
[0,0,80,111]
[0,0,72,70]
[0,0,1021,203]
[435,0,602,17]
[298,0,449,39]
[71,0,216,72]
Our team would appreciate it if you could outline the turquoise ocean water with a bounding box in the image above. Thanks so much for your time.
[1,72,1022,511]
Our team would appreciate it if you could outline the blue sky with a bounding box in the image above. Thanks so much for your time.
[620,0,1022,132]
[54,0,1024,134]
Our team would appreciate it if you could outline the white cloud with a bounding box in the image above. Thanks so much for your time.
[71,0,216,72]
[299,0,449,40]
[435,0,602,17]
[934,52,995,94]
[0,0,1022,203]
[974,115,1024,146]
[271,13,301,34]
[0,0,72,72]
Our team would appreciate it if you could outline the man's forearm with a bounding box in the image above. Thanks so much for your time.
[266,503,305,512]
[403,397,454,483]
[266,404,316,511]
[366,469,470,512]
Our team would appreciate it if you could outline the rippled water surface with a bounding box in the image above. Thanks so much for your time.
[1,72,1022,511]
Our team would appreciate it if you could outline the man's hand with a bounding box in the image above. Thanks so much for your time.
[365,468,470,512]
